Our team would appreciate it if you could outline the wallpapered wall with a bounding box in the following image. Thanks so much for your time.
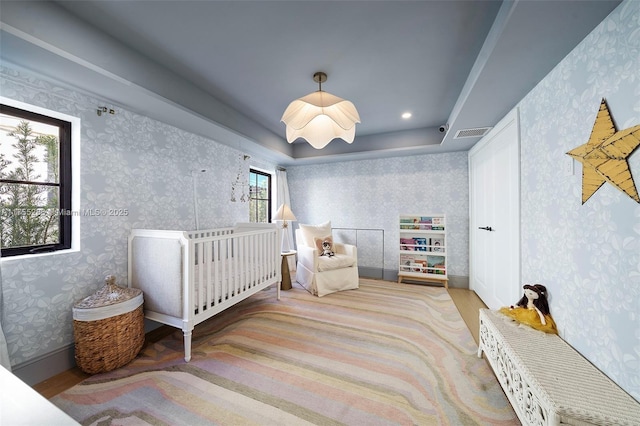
[0,65,271,367]
[286,152,469,279]
[519,1,639,400]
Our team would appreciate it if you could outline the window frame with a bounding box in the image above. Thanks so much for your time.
[0,103,73,257]
[248,168,272,223]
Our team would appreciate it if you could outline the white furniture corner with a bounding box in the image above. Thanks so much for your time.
[1,365,79,425]
[478,309,640,425]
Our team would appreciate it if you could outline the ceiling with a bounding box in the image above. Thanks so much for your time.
[0,0,621,165]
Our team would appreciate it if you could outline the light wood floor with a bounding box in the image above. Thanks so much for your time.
[448,287,487,344]
[33,285,486,400]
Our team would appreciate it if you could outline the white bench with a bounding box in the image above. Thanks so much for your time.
[478,309,640,426]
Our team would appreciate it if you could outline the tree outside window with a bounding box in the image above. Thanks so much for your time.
[0,104,72,257]
[249,169,271,223]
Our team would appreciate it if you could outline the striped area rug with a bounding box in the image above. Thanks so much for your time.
[52,279,517,425]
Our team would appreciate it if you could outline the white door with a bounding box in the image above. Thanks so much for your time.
[469,108,520,309]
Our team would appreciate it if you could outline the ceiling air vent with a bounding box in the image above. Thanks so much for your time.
[454,127,492,139]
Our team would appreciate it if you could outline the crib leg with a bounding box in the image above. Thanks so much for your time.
[277,280,281,301]
[183,330,192,362]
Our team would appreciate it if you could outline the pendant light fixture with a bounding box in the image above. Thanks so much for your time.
[281,72,360,149]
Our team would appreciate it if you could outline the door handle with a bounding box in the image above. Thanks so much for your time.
[478,226,493,231]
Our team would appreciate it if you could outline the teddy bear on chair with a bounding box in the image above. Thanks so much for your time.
[499,284,558,334]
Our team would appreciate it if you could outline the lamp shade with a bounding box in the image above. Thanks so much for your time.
[273,204,297,222]
[281,72,360,150]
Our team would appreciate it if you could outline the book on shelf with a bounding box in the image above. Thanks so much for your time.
[413,237,428,251]
[430,237,444,252]
[400,253,418,262]
[427,255,446,274]
[400,254,414,271]
[400,254,428,273]
[431,217,444,230]
[400,217,445,230]
[413,259,427,273]
[400,218,414,230]
[400,220,421,229]
[400,238,415,250]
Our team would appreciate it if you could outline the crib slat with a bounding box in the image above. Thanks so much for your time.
[225,237,232,299]
[213,239,219,306]
[197,241,204,312]
[202,241,213,309]
[235,236,241,295]
[248,234,253,289]
[244,234,250,289]
[249,231,258,286]
[237,234,242,293]
[237,235,243,293]
[260,232,266,284]
[238,235,247,293]
[267,232,281,278]
[186,239,194,319]
[267,232,271,281]
[234,236,239,296]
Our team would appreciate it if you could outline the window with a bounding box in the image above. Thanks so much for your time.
[0,104,72,257]
[248,169,271,223]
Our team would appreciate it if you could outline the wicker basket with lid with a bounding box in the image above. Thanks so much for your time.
[73,275,144,374]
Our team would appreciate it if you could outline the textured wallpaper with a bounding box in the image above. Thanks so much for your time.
[287,152,469,278]
[519,0,639,400]
[0,66,267,366]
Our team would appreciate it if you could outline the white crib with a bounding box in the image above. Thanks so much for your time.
[128,223,281,362]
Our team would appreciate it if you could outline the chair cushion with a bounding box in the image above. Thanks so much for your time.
[317,254,356,272]
[298,221,332,247]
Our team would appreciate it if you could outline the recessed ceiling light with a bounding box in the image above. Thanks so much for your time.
[401,112,412,119]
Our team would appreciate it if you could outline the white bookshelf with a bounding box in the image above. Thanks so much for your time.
[398,214,448,288]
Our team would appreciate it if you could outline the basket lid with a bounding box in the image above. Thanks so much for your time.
[74,275,142,309]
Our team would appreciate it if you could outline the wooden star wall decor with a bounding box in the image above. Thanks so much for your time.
[566,99,640,204]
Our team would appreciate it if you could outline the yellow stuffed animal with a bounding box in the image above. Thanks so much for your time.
[499,284,558,334]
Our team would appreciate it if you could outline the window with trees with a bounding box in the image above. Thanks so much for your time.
[0,104,72,257]
[248,169,271,223]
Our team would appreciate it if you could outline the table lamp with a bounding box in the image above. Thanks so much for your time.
[273,203,297,252]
